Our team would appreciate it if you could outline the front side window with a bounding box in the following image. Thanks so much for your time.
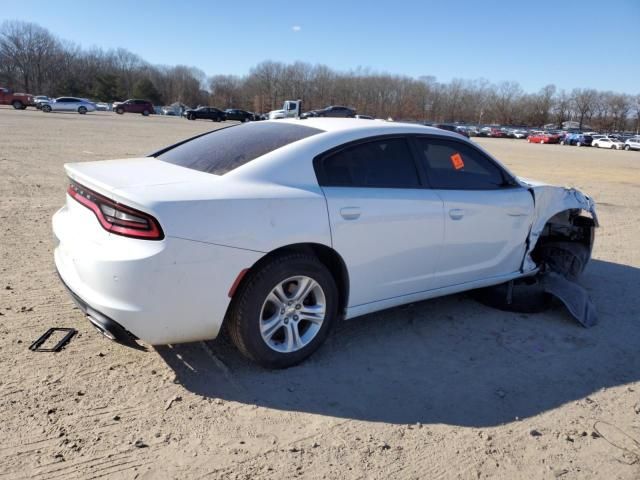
[415,137,510,190]
[318,138,420,188]
[157,122,323,175]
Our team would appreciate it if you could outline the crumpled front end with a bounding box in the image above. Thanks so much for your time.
[519,178,598,273]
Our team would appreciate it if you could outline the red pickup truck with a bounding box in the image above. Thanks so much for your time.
[0,87,34,109]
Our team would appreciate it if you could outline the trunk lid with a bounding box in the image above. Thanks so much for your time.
[64,157,210,193]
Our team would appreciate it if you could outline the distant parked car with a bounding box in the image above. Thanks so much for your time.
[41,97,96,114]
[593,137,624,149]
[34,95,50,109]
[354,114,374,120]
[301,106,356,118]
[112,99,154,116]
[489,128,507,138]
[184,106,226,122]
[624,137,640,151]
[224,109,253,122]
[527,133,559,144]
[95,102,110,111]
[432,123,470,138]
[561,133,593,147]
[512,129,529,139]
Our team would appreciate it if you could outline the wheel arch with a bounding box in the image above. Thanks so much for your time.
[529,208,596,265]
[227,242,350,319]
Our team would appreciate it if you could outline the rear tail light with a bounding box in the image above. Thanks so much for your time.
[67,181,164,240]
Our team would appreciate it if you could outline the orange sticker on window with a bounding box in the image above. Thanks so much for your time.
[450,153,464,170]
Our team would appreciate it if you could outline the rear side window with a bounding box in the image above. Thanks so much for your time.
[415,137,509,190]
[157,122,323,175]
[318,138,420,188]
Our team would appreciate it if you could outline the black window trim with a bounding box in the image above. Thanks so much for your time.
[313,134,428,189]
[313,133,519,190]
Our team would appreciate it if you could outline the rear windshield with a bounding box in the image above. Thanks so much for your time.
[156,122,324,175]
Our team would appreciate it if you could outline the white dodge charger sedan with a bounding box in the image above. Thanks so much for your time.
[53,119,597,368]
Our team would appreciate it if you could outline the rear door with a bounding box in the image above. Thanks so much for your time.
[317,136,444,307]
[412,136,533,287]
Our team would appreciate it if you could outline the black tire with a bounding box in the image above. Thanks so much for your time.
[472,277,552,314]
[78,106,87,114]
[534,241,590,281]
[142,109,149,116]
[115,107,124,114]
[215,117,220,122]
[12,100,23,110]
[42,104,52,113]
[227,252,338,369]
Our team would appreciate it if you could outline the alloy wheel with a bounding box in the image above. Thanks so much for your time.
[259,276,326,353]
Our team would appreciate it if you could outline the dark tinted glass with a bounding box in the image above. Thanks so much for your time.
[320,138,420,188]
[415,137,508,190]
[157,122,323,175]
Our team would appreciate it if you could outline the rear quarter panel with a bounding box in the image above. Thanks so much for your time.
[115,179,333,253]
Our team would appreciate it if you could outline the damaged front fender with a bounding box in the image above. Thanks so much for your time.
[518,177,598,273]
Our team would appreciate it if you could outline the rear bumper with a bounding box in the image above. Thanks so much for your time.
[57,270,142,348]
[53,205,263,345]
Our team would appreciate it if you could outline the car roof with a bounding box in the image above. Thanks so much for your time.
[276,117,460,138]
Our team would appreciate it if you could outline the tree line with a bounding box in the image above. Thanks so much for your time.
[1,20,639,131]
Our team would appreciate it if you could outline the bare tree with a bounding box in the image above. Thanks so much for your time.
[0,20,60,93]
[571,88,598,130]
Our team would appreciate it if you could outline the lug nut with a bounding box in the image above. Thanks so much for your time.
[293,315,299,321]
[295,304,301,310]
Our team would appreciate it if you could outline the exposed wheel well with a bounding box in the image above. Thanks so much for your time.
[530,209,596,267]
[229,243,349,318]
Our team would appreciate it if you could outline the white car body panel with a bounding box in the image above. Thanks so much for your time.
[53,119,597,345]
[323,186,444,306]
[433,188,534,286]
[65,158,333,253]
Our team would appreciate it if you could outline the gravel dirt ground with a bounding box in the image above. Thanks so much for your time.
[1,107,639,480]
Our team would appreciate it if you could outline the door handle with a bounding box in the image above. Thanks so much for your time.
[340,207,361,220]
[449,208,464,220]
[507,211,529,217]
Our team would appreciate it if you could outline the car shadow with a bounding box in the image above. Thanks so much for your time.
[156,259,639,427]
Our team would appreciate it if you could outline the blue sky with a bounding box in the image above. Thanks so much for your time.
[3,0,639,93]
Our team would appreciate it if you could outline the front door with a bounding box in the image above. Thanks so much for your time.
[412,136,534,287]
